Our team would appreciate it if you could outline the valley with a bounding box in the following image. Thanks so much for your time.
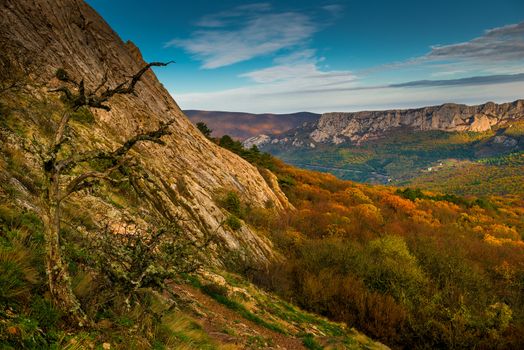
[238,102,524,196]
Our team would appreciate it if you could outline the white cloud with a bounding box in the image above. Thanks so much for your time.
[322,4,344,18]
[166,4,317,69]
[175,80,524,114]
[273,49,317,65]
[240,62,356,85]
[170,19,524,113]
[361,21,524,78]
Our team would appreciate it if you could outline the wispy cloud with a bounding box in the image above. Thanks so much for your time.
[321,4,344,19]
[240,62,356,87]
[268,72,524,97]
[391,73,524,88]
[176,76,524,113]
[172,19,524,113]
[426,22,524,62]
[166,4,317,69]
[361,21,524,77]
[194,3,272,28]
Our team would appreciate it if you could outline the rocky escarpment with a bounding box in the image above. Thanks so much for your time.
[245,100,524,148]
[0,0,291,265]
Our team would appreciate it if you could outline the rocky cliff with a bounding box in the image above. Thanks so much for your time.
[245,100,524,148]
[0,0,290,265]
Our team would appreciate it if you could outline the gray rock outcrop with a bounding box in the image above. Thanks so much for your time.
[248,100,524,148]
[0,0,291,265]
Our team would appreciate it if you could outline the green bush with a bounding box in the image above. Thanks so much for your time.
[301,333,323,350]
[363,235,427,302]
[196,122,212,138]
[201,282,228,298]
[222,191,242,216]
[225,215,242,231]
[277,174,296,189]
[217,134,276,170]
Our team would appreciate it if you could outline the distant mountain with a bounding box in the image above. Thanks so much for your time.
[245,100,524,147]
[184,110,319,140]
[244,100,524,193]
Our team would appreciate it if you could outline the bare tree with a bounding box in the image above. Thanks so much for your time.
[42,62,174,326]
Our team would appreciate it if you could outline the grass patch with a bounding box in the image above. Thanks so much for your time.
[301,333,323,350]
[201,283,285,334]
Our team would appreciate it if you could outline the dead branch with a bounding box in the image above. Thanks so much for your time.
[50,61,174,111]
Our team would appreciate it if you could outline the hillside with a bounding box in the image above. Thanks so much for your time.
[257,160,524,349]
[184,110,319,140]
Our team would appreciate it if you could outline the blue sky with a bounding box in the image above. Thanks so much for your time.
[86,0,524,113]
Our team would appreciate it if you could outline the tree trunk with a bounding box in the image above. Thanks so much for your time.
[42,175,87,327]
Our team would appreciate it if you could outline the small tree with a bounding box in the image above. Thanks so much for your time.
[42,61,174,325]
[196,121,212,138]
[90,219,211,310]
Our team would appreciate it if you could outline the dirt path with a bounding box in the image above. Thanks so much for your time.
[171,283,306,349]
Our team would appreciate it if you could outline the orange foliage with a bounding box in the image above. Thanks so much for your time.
[380,193,417,213]
[249,161,524,349]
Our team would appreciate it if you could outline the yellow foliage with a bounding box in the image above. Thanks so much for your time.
[352,203,384,226]
[489,224,520,241]
[483,234,524,247]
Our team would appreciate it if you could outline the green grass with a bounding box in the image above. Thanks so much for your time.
[200,283,286,334]
[301,333,324,350]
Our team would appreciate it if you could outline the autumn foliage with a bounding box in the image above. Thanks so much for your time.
[243,159,524,349]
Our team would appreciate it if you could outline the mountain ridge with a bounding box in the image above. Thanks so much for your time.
[184,110,319,140]
[244,99,524,148]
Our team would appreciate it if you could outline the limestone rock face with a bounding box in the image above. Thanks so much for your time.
[243,134,271,149]
[0,0,291,265]
[311,101,524,144]
[256,100,524,148]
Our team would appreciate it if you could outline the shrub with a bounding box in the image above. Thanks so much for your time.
[30,297,61,329]
[225,215,242,231]
[88,220,205,307]
[222,191,242,216]
[196,122,212,138]
[201,282,228,298]
[301,333,322,350]
[363,235,427,302]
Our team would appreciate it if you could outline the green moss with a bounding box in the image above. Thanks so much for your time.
[70,106,95,124]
